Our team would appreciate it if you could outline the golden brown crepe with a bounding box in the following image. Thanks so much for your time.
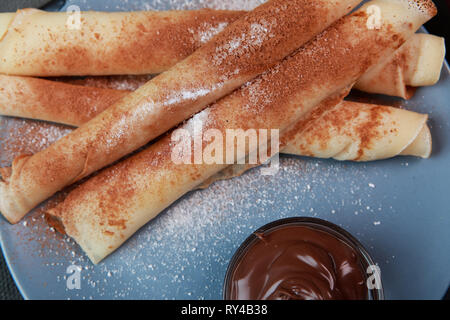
[355,33,445,99]
[0,75,128,126]
[72,32,445,99]
[0,32,445,126]
[0,9,243,76]
[282,101,431,160]
[199,101,431,189]
[43,0,437,263]
[0,0,362,224]
[1,6,445,94]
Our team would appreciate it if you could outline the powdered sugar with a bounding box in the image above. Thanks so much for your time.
[0,118,73,166]
[190,22,229,44]
[63,0,266,11]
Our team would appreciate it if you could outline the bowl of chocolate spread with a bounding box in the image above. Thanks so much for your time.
[224,217,383,300]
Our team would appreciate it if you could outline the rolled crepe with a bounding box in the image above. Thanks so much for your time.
[61,32,446,99]
[1,6,445,91]
[0,9,244,76]
[355,33,446,99]
[0,75,128,126]
[282,101,431,160]
[0,32,444,126]
[44,0,437,263]
[200,100,432,188]
[0,33,443,125]
[0,0,362,223]
[197,100,432,189]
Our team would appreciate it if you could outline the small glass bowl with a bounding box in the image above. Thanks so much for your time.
[223,217,384,300]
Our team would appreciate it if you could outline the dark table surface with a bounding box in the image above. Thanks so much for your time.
[0,0,449,300]
[0,252,22,300]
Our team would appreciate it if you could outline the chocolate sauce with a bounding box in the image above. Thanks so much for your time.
[227,225,368,300]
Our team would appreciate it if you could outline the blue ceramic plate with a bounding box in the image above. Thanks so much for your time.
[0,0,449,300]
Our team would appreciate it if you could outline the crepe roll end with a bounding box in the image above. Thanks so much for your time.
[400,123,432,158]
[47,204,104,264]
[0,172,24,224]
[44,208,66,235]
[405,34,446,87]
[45,206,106,264]
[354,33,445,99]
[0,168,17,224]
[0,155,35,224]
[282,101,432,162]
[348,107,430,161]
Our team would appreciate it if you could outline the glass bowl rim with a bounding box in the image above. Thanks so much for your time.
[223,216,384,300]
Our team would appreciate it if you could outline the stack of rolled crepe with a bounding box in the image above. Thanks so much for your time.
[0,0,364,223]
[42,0,436,263]
[0,0,441,264]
